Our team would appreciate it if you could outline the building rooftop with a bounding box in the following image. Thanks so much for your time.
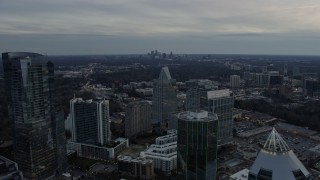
[230,169,249,180]
[249,128,311,180]
[309,144,320,154]
[263,128,290,152]
[237,126,272,138]
[207,89,231,99]
[233,108,250,115]
[2,52,43,59]
[276,122,318,137]
[177,111,217,122]
[118,155,153,164]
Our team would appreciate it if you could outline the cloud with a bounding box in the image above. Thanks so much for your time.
[0,0,320,36]
[0,0,320,54]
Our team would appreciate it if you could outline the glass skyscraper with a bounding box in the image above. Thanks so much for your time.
[186,84,201,112]
[152,67,177,128]
[2,52,67,179]
[177,111,218,180]
[70,98,111,145]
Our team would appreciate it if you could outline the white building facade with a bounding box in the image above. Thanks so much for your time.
[140,130,177,175]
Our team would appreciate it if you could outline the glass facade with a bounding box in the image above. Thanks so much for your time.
[70,99,110,145]
[201,90,234,145]
[152,67,177,127]
[2,52,67,179]
[74,101,98,144]
[177,111,218,180]
[186,87,201,112]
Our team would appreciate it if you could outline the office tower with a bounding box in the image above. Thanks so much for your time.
[125,101,152,138]
[152,67,177,127]
[177,111,218,180]
[268,71,283,87]
[2,52,67,179]
[249,128,311,180]
[284,64,288,76]
[201,89,234,145]
[70,98,111,145]
[55,111,68,173]
[304,78,320,96]
[186,85,201,112]
[243,72,253,81]
[169,51,173,58]
[252,73,268,87]
[262,66,268,73]
[230,75,240,89]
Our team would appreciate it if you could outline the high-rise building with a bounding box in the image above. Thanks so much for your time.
[2,52,67,179]
[262,66,268,73]
[177,111,218,180]
[304,78,320,96]
[249,128,311,180]
[230,75,241,89]
[201,89,234,145]
[186,86,201,112]
[70,98,111,145]
[253,73,268,87]
[152,67,177,127]
[284,64,288,77]
[268,71,283,87]
[169,83,203,130]
[125,101,152,138]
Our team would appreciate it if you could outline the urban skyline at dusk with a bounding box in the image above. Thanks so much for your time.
[1,1,320,180]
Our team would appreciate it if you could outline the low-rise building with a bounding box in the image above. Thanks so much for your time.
[0,155,23,179]
[140,130,177,175]
[136,88,153,96]
[67,138,129,160]
[276,122,319,138]
[118,155,154,180]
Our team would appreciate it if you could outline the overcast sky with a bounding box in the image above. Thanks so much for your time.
[1,0,320,55]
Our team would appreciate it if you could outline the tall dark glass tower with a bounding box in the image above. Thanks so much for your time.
[70,98,111,145]
[152,67,177,128]
[2,52,67,179]
[177,111,218,180]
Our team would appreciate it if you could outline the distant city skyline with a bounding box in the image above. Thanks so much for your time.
[1,0,320,55]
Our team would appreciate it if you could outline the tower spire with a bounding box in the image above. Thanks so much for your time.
[263,127,290,152]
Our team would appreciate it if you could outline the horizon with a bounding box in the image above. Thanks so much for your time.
[1,52,320,57]
[1,0,320,55]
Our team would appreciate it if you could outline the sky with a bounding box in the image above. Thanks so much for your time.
[1,0,320,55]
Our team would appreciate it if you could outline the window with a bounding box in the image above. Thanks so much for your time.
[257,168,272,180]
